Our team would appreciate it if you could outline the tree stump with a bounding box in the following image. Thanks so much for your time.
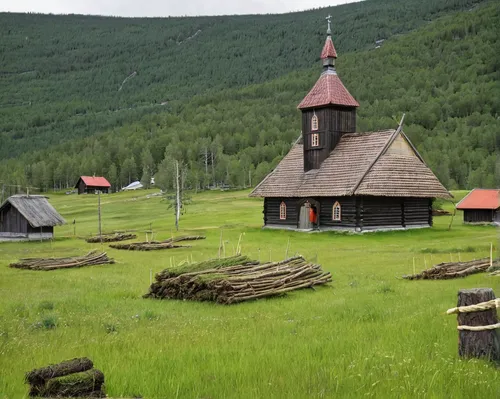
[457,288,500,361]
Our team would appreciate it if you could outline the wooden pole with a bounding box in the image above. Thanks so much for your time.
[175,160,180,232]
[456,288,500,361]
[98,190,102,243]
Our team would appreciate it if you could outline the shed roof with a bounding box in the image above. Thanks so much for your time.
[0,195,66,227]
[250,129,451,199]
[78,176,111,188]
[456,189,499,210]
[298,70,359,109]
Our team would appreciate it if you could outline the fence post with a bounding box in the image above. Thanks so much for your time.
[456,288,500,361]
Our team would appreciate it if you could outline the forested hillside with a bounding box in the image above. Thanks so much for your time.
[0,0,498,194]
[0,0,485,158]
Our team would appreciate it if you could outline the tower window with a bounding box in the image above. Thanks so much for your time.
[311,114,318,131]
[312,133,319,147]
[279,201,287,220]
[333,201,341,221]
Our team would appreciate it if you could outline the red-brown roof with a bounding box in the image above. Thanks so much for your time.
[80,176,111,188]
[320,36,337,59]
[298,71,359,109]
[456,189,499,210]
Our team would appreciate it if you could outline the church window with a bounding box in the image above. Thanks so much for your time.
[311,114,319,131]
[312,133,319,147]
[279,202,287,220]
[333,201,341,221]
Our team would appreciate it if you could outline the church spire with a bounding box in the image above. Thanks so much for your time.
[321,15,337,71]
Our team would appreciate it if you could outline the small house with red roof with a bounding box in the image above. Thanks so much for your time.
[75,176,111,195]
[250,18,451,231]
[456,189,499,224]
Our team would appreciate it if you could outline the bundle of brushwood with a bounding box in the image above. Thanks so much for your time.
[25,357,105,397]
[144,255,331,304]
[110,235,205,251]
[403,257,499,280]
[85,232,137,243]
[432,209,451,216]
[10,251,114,271]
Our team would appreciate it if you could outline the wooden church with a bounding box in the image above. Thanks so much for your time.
[250,20,451,232]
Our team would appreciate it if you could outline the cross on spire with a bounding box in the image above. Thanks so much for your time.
[326,14,332,35]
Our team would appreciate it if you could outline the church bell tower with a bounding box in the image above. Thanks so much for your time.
[298,16,359,172]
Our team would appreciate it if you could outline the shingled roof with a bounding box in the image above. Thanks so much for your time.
[0,195,66,227]
[298,70,359,109]
[320,36,337,59]
[250,129,451,199]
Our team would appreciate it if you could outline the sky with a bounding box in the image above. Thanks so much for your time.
[1,0,361,17]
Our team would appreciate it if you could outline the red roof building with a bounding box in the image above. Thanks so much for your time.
[456,189,499,224]
[75,176,111,195]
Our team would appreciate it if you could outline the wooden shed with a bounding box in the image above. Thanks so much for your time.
[456,189,499,224]
[249,24,451,232]
[75,176,111,194]
[0,195,66,241]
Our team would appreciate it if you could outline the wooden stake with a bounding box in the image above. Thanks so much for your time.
[456,288,500,362]
[218,229,223,259]
[98,190,102,243]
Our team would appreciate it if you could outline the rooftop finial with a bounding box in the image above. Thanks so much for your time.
[326,14,332,35]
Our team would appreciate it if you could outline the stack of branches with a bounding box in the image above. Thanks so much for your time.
[25,357,105,398]
[403,257,500,280]
[110,235,205,251]
[144,255,331,304]
[85,233,137,243]
[432,209,451,216]
[10,251,114,271]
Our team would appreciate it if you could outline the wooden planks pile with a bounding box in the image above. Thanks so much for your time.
[25,357,105,397]
[110,235,205,251]
[10,251,114,271]
[85,233,137,243]
[144,255,331,304]
[403,257,499,280]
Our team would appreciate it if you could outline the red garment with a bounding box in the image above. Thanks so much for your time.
[309,208,317,223]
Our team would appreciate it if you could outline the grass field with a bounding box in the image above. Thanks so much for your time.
[0,189,498,398]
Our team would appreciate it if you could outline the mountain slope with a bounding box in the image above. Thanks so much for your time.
[0,0,486,159]
[0,1,498,194]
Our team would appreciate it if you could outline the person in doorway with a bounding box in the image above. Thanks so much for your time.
[309,205,318,228]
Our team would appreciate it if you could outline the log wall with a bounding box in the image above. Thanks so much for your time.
[463,209,495,223]
[264,198,298,227]
[263,196,432,230]
[0,204,28,234]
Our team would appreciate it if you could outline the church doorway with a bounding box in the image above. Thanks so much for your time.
[298,200,319,230]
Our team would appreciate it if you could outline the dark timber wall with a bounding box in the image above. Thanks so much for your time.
[0,204,28,234]
[263,196,432,230]
[463,209,496,223]
[264,198,298,227]
[302,106,356,172]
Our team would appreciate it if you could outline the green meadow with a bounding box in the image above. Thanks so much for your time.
[0,189,498,398]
